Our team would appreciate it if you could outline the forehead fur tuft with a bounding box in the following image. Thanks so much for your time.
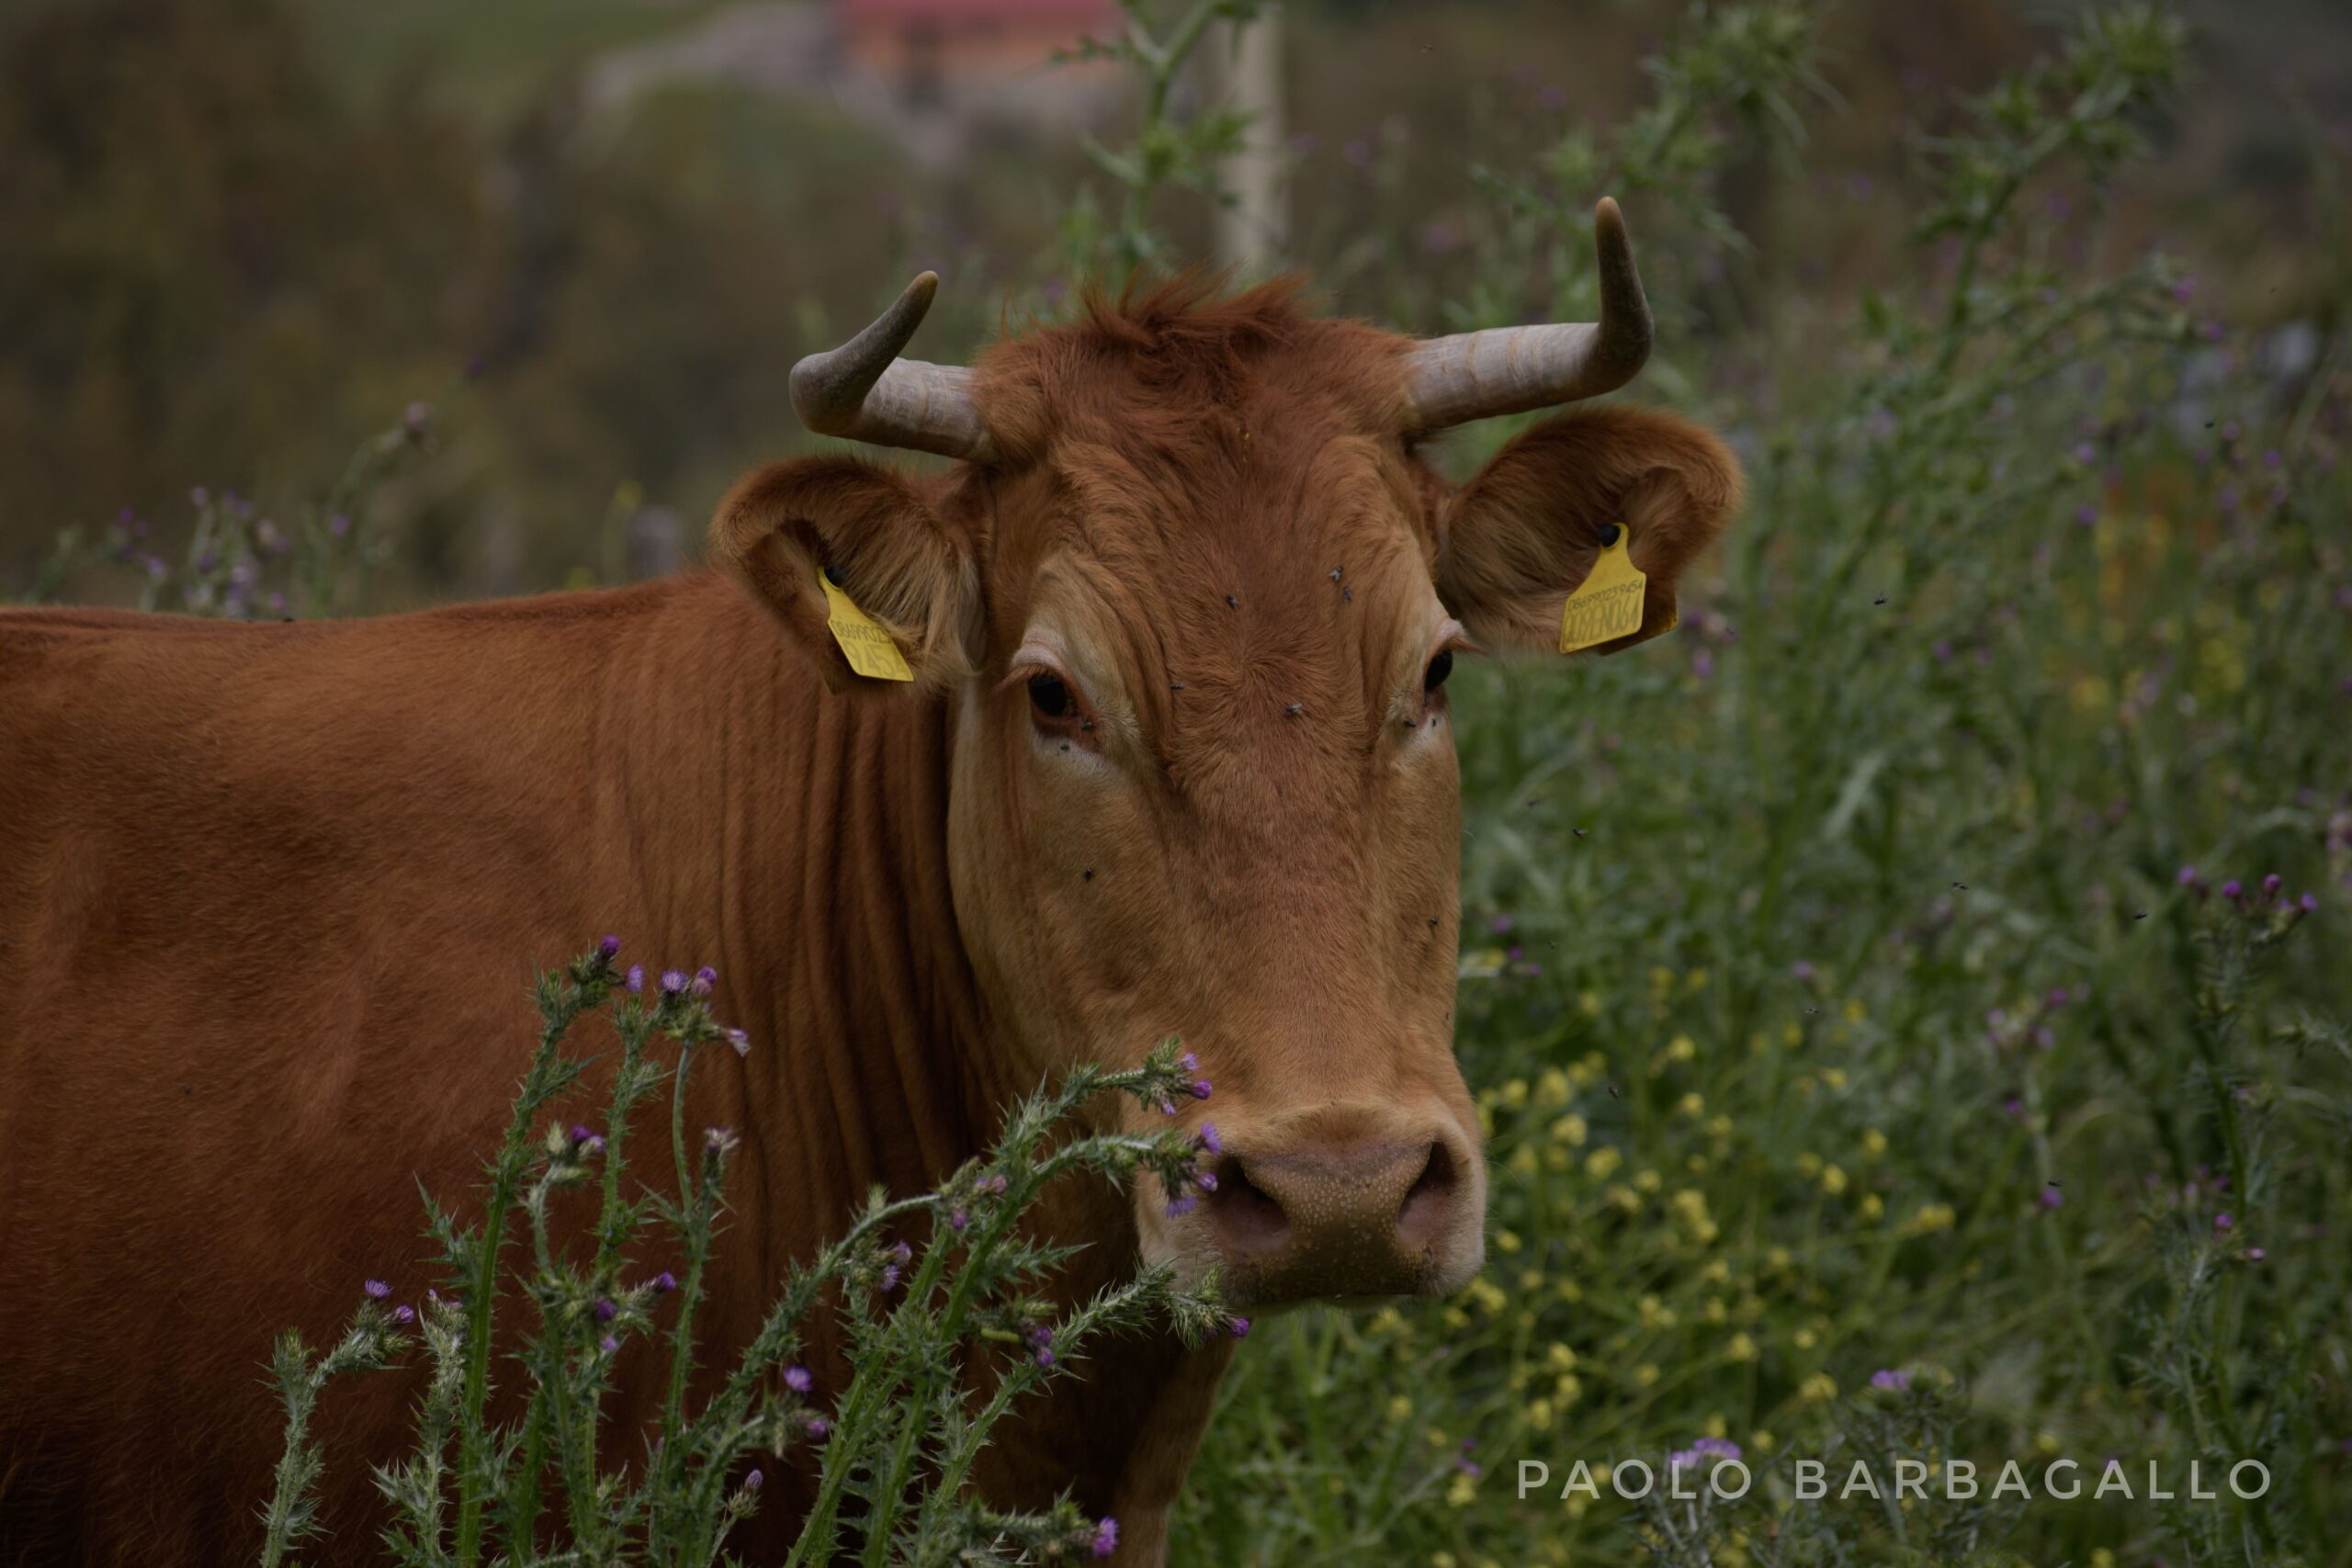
[975,273,1409,467]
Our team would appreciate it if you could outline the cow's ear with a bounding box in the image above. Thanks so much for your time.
[709,457,982,693]
[1436,405,1742,655]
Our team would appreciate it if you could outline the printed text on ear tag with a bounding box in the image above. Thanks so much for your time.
[820,570,915,682]
[1557,525,1648,654]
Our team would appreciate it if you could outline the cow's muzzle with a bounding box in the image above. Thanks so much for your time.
[1200,1120,1484,1303]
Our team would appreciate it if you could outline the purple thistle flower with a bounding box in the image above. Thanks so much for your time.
[2222,879,2244,900]
[2075,503,2098,527]
[1194,1169,1218,1193]
[1871,1369,1910,1392]
[891,1240,913,1265]
[597,934,621,960]
[2177,864,2201,887]
[2247,1247,2267,1261]
[1693,1437,1742,1461]
[403,401,433,435]
[725,1027,752,1058]
[625,964,644,994]
[2260,873,2281,900]
[1091,1517,1120,1558]
[364,1279,390,1300]
[2004,1096,2025,1119]
[2214,1213,2233,1231]
[594,1298,616,1323]
[1191,1078,1213,1100]
[391,1304,415,1325]
[784,1364,813,1393]
[599,1336,620,1354]
[949,1209,968,1232]
[1229,1316,1250,1338]
[2040,1187,2064,1210]
[805,1417,831,1440]
[1156,1099,1178,1116]
[878,1264,901,1292]
[693,964,718,996]
[1178,1051,1198,1072]
[1036,1348,1057,1368]
[2300,892,2319,914]
[705,1126,739,1156]
[652,1271,678,1293]
[1197,1122,1223,1155]
[743,1468,763,1491]
[1165,1195,1198,1218]
[660,969,688,996]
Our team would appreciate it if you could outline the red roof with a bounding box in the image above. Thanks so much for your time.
[839,0,1112,25]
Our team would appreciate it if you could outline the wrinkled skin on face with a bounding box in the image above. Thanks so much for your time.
[711,276,1743,1311]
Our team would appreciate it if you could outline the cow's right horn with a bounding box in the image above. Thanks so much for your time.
[789,272,995,463]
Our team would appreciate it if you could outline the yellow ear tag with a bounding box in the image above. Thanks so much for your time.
[1557,524,1649,655]
[819,570,914,682]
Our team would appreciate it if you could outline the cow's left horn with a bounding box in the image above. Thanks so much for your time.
[1400,197,1653,433]
[789,271,996,462]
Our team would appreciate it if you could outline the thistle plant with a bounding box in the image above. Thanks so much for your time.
[1051,0,1266,276]
[258,941,1227,1566]
[24,396,442,617]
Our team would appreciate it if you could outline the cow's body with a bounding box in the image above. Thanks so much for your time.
[0,582,1224,1563]
[0,252,1741,1564]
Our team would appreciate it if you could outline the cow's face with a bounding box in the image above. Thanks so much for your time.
[714,280,1740,1308]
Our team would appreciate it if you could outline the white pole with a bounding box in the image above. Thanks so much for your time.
[1214,5,1287,274]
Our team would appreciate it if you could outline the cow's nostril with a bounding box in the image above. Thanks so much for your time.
[1206,1156,1290,1254]
[1396,1141,1456,1249]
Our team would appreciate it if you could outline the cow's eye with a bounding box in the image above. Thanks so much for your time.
[1028,672,1076,721]
[1423,649,1453,694]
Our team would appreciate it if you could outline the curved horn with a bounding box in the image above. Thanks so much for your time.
[789,271,995,462]
[1402,198,1653,433]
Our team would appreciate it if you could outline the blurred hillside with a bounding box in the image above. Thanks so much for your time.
[5,0,2346,603]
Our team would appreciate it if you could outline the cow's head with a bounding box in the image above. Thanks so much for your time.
[712,203,1740,1308]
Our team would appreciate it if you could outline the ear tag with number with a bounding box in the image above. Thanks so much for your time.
[820,569,914,682]
[1557,523,1649,654]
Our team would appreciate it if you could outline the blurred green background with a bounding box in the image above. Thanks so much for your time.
[4,0,2345,601]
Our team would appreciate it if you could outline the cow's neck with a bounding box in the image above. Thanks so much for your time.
[605,575,1220,1551]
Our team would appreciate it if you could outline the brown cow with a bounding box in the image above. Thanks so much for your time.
[0,202,1738,1564]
